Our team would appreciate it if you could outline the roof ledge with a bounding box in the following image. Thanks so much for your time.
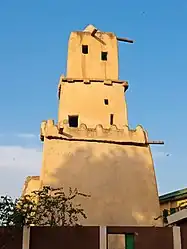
[167,209,187,225]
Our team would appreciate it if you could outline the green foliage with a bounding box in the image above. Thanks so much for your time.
[0,186,90,227]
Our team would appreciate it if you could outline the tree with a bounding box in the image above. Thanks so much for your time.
[0,186,90,227]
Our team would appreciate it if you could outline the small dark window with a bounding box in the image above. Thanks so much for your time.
[104,99,109,105]
[82,45,88,54]
[68,115,78,127]
[170,208,176,215]
[101,51,108,61]
[110,114,114,125]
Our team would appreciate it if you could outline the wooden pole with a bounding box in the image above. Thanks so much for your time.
[117,37,134,43]
[147,141,164,145]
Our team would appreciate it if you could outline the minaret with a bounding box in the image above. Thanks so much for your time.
[67,24,119,79]
[58,24,128,129]
[23,25,163,226]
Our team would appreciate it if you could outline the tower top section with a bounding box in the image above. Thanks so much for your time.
[66,24,133,80]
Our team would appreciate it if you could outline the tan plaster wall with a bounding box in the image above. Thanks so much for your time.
[40,138,161,226]
[160,202,172,212]
[160,198,187,212]
[67,31,118,79]
[58,81,128,129]
[160,201,178,212]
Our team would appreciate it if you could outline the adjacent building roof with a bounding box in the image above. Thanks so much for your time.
[159,188,187,203]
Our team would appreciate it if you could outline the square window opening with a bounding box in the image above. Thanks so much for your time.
[104,99,109,105]
[101,51,108,61]
[68,115,78,127]
[110,114,114,125]
[82,45,88,54]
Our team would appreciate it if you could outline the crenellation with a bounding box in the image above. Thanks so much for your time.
[40,119,148,144]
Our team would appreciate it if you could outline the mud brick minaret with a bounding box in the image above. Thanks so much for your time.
[22,25,163,226]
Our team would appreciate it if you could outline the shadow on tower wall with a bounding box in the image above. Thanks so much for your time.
[41,140,161,226]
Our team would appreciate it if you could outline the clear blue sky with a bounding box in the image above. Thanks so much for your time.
[0,0,187,197]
